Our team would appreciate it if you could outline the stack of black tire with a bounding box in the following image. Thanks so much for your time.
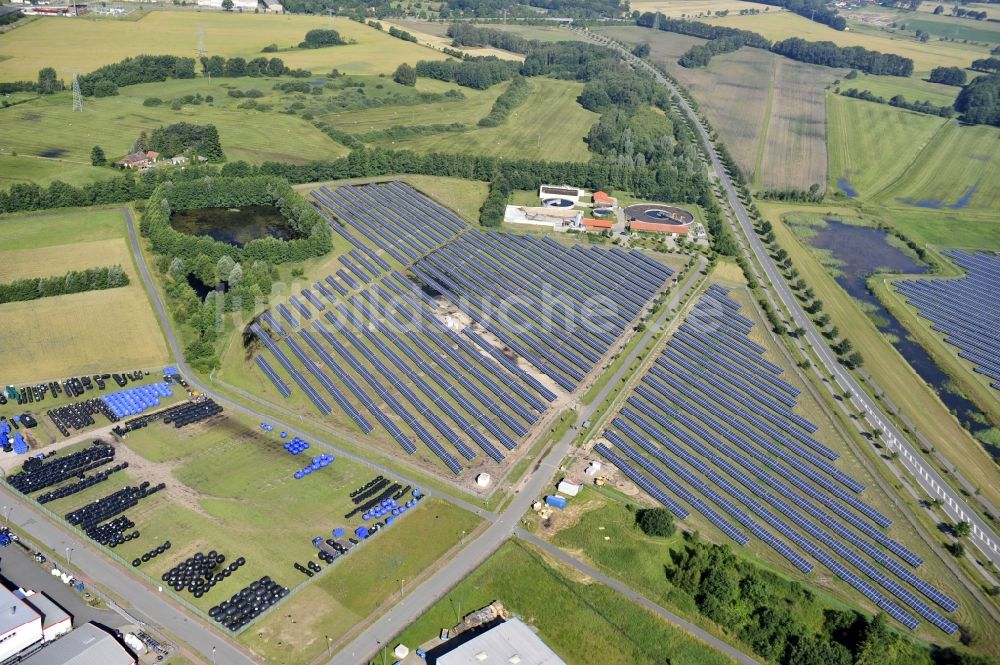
[86,516,137,547]
[37,462,129,505]
[65,481,165,527]
[132,541,171,568]
[293,560,322,577]
[162,552,246,599]
[162,399,223,428]
[209,577,288,632]
[7,442,115,495]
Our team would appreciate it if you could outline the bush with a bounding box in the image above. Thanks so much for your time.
[92,80,118,97]
[143,97,163,106]
[262,43,279,53]
[299,29,344,49]
[636,508,675,537]
[393,63,417,87]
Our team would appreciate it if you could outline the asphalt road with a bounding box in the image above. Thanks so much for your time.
[582,31,1000,568]
[328,257,722,665]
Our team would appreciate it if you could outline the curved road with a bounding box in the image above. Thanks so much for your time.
[582,30,1000,568]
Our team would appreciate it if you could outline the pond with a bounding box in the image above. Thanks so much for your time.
[170,206,295,248]
[808,219,991,440]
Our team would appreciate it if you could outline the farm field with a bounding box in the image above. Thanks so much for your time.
[381,20,524,59]
[851,6,1000,44]
[631,0,776,16]
[596,26,836,190]
[388,78,598,161]
[314,78,500,137]
[0,77,348,176]
[881,208,1000,250]
[827,94,946,200]
[387,538,738,665]
[0,154,109,188]
[839,72,961,108]
[239,497,480,664]
[875,121,1000,213]
[478,23,591,42]
[703,11,989,74]
[0,12,443,82]
[0,207,170,384]
[759,200,1000,515]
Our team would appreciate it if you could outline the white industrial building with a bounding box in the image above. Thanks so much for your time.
[437,618,566,665]
[16,589,72,642]
[0,585,42,661]
[538,185,585,206]
[20,622,136,665]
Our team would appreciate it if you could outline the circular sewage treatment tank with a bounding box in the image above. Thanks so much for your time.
[592,208,613,218]
[542,198,575,208]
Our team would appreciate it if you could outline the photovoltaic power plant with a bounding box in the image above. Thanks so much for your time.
[249,181,674,476]
[595,287,959,634]
[893,251,1000,392]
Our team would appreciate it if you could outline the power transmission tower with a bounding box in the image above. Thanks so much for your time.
[71,73,83,112]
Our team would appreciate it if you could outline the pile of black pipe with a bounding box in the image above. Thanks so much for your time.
[209,577,288,632]
[37,462,128,504]
[7,442,115,494]
[66,481,165,527]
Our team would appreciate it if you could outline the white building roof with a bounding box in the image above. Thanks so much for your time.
[437,618,566,665]
[19,592,71,630]
[20,623,135,665]
[0,585,39,635]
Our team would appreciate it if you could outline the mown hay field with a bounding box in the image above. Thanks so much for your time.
[756,56,837,190]
[840,72,962,108]
[0,12,443,82]
[876,120,1000,213]
[389,78,599,161]
[597,27,834,190]
[0,208,169,383]
[826,93,946,200]
[631,0,776,16]
[703,11,989,74]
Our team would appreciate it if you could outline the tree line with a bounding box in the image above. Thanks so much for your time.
[955,73,1000,127]
[0,266,129,304]
[839,88,955,117]
[146,123,226,161]
[198,55,310,79]
[666,534,987,665]
[478,75,530,126]
[637,13,914,76]
[414,56,522,89]
[679,36,745,68]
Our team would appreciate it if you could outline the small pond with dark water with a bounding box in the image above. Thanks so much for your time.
[808,219,991,440]
[170,206,296,248]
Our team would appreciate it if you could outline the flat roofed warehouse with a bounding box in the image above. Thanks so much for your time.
[436,618,567,665]
[20,622,136,665]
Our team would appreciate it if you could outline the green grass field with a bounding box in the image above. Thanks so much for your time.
[388,538,738,665]
[840,72,961,108]
[827,94,946,199]
[0,154,109,188]
[857,6,1000,44]
[239,497,480,664]
[0,12,443,82]
[881,207,1000,250]
[704,11,989,74]
[389,78,599,161]
[0,207,170,383]
[0,77,348,181]
[876,121,1000,213]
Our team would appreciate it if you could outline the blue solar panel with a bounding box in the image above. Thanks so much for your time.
[254,355,291,398]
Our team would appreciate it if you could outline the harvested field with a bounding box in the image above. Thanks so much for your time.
[596,27,836,189]
[756,57,836,190]
[703,11,989,75]
[0,208,169,384]
[381,20,525,60]
[826,94,946,200]
[0,239,130,282]
[0,12,443,82]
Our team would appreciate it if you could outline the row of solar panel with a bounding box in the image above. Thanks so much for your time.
[595,292,958,633]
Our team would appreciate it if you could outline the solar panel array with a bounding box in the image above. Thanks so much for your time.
[893,251,1000,391]
[594,287,959,634]
[250,181,674,476]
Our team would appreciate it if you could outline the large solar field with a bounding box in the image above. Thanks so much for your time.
[250,181,673,478]
[594,286,960,635]
[893,252,1000,393]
